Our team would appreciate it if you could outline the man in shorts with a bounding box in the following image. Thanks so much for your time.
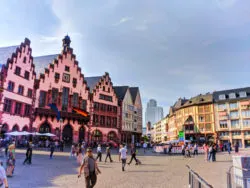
[119,144,127,171]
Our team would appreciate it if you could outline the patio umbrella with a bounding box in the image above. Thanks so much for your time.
[31,132,43,136]
[19,131,31,136]
[43,133,56,137]
[5,131,22,136]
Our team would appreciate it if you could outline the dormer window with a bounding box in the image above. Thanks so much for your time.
[229,93,236,99]
[239,91,247,98]
[219,94,226,100]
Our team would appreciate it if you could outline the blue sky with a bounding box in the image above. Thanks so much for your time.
[1,0,250,124]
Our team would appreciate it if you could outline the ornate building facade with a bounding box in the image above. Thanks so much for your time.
[0,35,143,145]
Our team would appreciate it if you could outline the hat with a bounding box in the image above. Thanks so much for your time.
[87,147,92,152]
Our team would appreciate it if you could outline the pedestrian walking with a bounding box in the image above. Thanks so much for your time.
[143,142,147,153]
[6,152,15,177]
[78,148,101,188]
[227,141,231,154]
[119,144,127,171]
[128,145,138,165]
[105,145,113,163]
[203,143,208,161]
[96,144,102,162]
[70,144,75,158]
[212,143,217,162]
[0,160,9,188]
[208,144,213,161]
[77,148,84,165]
[50,142,55,159]
[23,143,32,165]
[235,142,239,153]
[193,143,198,156]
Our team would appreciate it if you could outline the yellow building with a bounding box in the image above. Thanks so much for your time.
[153,116,168,143]
[168,93,215,142]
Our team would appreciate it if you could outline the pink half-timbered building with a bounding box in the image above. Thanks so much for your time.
[0,39,36,135]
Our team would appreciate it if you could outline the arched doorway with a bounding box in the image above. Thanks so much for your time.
[92,129,103,143]
[39,122,51,133]
[78,126,85,143]
[22,126,28,132]
[107,131,117,142]
[62,124,73,145]
[12,124,19,131]
[1,124,8,138]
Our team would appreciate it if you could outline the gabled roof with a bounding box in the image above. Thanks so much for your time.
[0,46,18,66]
[173,98,189,109]
[85,76,102,92]
[129,87,139,103]
[113,86,129,101]
[182,93,213,107]
[33,54,58,75]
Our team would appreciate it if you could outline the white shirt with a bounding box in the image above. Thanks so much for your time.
[143,143,147,148]
[0,166,6,186]
[97,146,102,153]
[119,148,127,159]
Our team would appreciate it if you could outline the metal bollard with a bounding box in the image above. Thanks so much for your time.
[227,172,232,188]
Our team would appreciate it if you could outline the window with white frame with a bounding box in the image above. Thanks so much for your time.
[218,104,226,110]
[219,120,227,128]
[242,110,250,117]
[230,111,239,118]
[243,120,250,127]
[219,94,226,100]
[229,103,238,109]
[231,120,240,128]
[220,132,229,136]
[239,91,247,98]
[229,93,236,99]
[232,131,241,136]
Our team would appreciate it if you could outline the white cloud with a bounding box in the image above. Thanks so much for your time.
[113,17,133,26]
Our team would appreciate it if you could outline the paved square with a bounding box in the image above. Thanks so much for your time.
[5,149,235,188]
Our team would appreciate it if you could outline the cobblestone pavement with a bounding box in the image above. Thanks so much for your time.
[4,148,241,188]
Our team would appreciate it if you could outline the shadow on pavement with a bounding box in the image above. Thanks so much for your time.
[7,151,80,188]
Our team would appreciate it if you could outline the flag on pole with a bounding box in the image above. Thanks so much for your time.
[72,107,88,117]
[48,103,61,120]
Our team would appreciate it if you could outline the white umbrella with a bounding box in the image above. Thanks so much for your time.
[31,132,43,136]
[43,133,56,137]
[19,131,31,136]
[5,131,22,136]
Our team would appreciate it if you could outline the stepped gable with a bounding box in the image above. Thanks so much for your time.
[3,38,36,76]
[33,54,58,76]
[113,86,129,101]
[35,36,88,91]
[129,87,139,104]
